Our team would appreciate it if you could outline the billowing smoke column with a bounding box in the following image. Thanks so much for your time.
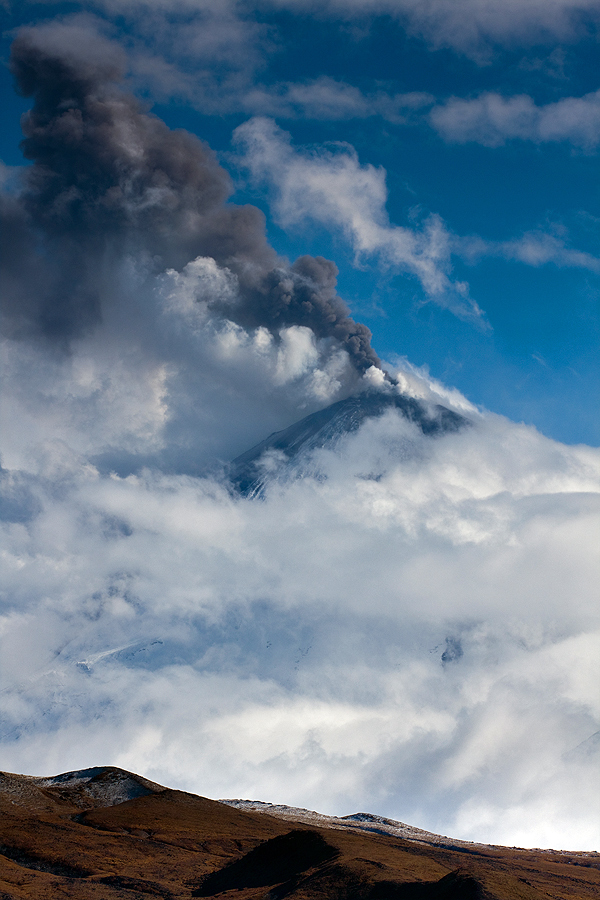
[1,25,380,373]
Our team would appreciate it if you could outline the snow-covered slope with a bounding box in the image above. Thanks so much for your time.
[220,799,489,850]
[219,800,600,859]
[0,766,166,811]
[229,389,466,496]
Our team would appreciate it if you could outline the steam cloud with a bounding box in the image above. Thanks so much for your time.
[2,25,379,373]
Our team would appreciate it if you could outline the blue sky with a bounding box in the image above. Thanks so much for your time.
[2,0,600,444]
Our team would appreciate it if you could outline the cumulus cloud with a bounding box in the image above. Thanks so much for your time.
[1,246,599,851]
[0,256,361,477]
[2,177,599,848]
[431,90,600,149]
[234,117,485,322]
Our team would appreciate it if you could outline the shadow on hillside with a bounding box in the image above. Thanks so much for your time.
[192,829,339,895]
[192,829,484,899]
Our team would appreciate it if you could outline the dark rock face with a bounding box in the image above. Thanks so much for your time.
[229,390,466,497]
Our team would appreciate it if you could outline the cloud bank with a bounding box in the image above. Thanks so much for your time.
[1,21,599,853]
[2,321,599,848]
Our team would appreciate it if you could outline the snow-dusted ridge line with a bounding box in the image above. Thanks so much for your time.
[220,799,478,847]
[0,766,166,810]
[1,767,598,857]
[219,799,600,858]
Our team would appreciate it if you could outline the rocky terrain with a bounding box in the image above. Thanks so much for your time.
[0,766,598,899]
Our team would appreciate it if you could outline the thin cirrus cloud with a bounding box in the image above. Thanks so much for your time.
[457,229,600,272]
[430,89,600,149]
[135,70,434,121]
[269,0,600,55]
[127,42,434,120]
[240,78,434,122]
[53,0,600,50]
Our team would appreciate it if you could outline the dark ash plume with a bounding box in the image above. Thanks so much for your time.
[215,255,381,372]
[3,24,380,372]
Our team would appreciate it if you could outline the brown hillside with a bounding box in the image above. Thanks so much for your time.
[0,767,598,899]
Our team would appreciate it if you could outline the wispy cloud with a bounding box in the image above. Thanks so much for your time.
[83,0,600,57]
[431,90,600,149]
[128,51,433,121]
[235,117,600,319]
[239,78,434,121]
[266,0,600,57]
[234,117,485,323]
[458,228,600,271]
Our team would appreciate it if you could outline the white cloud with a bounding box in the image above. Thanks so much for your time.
[0,255,359,476]
[234,120,600,303]
[69,0,600,58]
[22,6,600,140]
[1,265,599,848]
[30,13,428,119]
[240,77,434,121]
[1,427,598,847]
[267,0,600,56]
[431,90,600,149]
[234,117,485,322]
[457,228,600,272]
[391,359,481,415]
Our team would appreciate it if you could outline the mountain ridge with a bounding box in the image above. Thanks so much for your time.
[0,766,598,899]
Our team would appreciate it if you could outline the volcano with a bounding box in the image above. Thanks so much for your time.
[229,388,466,496]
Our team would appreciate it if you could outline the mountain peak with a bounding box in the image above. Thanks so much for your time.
[0,765,166,812]
[229,389,466,497]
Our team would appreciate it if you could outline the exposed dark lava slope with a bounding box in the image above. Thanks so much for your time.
[0,767,598,899]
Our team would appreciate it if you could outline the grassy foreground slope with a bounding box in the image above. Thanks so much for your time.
[0,767,598,899]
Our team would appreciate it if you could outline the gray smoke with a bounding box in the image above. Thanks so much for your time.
[2,24,380,372]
